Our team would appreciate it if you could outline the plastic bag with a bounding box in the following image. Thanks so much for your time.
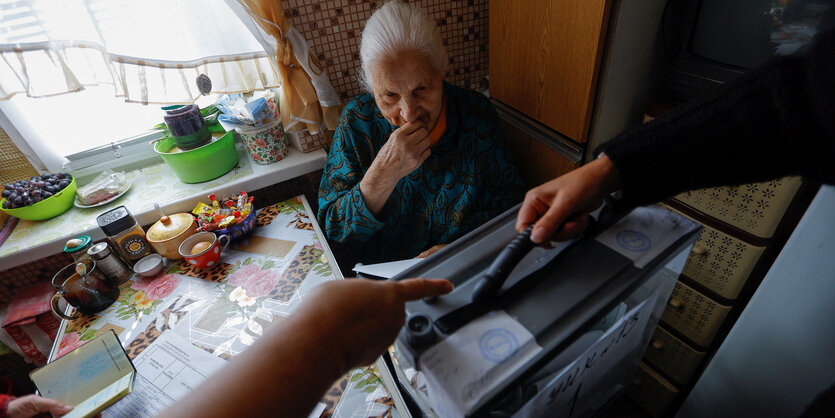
[216,91,280,131]
[76,170,129,205]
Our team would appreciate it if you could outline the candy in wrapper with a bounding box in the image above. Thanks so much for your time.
[192,202,214,217]
[209,193,221,209]
[196,221,219,232]
[218,216,236,228]
[195,191,255,232]
[237,192,248,210]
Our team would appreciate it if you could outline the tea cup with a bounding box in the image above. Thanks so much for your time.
[178,231,230,269]
[50,259,120,320]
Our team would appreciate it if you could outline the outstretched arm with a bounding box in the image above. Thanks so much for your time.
[516,155,621,243]
[159,278,453,418]
[596,28,835,208]
[518,28,835,243]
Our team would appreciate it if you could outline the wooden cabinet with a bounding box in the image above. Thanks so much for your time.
[489,0,668,179]
[499,118,579,187]
[490,0,611,143]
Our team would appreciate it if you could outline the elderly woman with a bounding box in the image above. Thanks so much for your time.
[318,1,525,264]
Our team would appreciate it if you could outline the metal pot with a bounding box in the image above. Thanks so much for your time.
[146,212,197,260]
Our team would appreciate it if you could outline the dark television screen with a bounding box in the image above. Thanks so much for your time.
[664,0,833,100]
[692,0,775,69]
[691,0,833,70]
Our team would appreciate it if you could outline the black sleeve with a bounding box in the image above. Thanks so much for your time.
[595,28,835,209]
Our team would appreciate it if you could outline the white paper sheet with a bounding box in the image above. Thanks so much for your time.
[352,258,423,279]
[307,402,326,418]
[596,206,699,268]
[103,331,228,417]
[514,294,658,418]
[418,310,542,418]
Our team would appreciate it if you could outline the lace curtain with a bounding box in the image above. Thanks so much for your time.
[0,0,282,103]
[0,0,339,171]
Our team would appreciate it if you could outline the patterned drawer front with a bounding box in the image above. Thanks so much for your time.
[674,176,801,239]
[660,204,765,300]
[644,326,706,385]
[685,226,765,299]
[627,362,679,418]
[661,281,731,347]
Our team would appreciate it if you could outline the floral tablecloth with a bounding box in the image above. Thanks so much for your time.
[50,196,401,418]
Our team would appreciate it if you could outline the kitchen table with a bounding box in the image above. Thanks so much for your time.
[48,196,406,417]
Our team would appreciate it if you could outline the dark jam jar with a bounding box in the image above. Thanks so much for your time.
[163,104,210,150]
[96,205,151,266]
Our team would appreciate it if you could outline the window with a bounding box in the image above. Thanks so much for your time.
[5,86,164,158]
[0,0,281,172]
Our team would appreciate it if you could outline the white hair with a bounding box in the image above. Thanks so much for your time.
[359,1,447,92]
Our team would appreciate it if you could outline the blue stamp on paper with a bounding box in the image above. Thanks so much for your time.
[479,328,519,363]
[616,230,651,252]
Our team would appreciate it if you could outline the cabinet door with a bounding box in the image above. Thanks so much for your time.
[489,0,610,143]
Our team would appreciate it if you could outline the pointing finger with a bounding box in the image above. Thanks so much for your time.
[395,278,453,301]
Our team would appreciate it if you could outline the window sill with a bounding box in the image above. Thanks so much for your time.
[0,145,326,270]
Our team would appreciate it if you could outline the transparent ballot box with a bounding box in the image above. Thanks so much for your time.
[387,204,700,418]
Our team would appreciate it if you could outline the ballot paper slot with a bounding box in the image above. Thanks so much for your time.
[395,204,533,288]
[394,205,581,322]
[389,205,700,418]
[429,239,630,337]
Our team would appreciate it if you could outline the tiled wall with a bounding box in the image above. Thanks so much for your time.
[0,0,490,304]
[284,0,490,102]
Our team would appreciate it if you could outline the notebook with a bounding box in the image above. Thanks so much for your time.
[31,330,135,418]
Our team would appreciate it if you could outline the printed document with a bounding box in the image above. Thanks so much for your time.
[103,331,227,417]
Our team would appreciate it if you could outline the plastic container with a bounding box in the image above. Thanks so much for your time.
[153,131,239,184]
[236,118,288,165]
[146,212,197,260]
[0,177,77,221]
[163,104,210,150]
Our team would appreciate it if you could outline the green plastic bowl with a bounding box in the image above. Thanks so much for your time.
[154,131,239,184]
[1,177,77,221]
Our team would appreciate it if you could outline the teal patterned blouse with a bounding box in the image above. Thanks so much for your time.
[317,83,525,264]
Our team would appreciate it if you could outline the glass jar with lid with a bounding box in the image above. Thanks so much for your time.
[163,104,210,150]
[63,235,93,262]
[87,242,133,284]
[96,205,151,265]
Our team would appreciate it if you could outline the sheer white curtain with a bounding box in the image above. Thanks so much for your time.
[0,0,282,171]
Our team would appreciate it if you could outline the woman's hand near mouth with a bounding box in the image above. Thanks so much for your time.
[360,121,431,214]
